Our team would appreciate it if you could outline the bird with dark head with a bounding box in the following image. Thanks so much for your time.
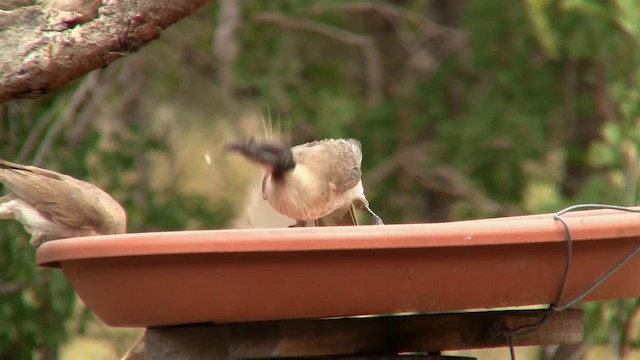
[226,138,383,227]
[225,138,296,179]
[0,159,127,247]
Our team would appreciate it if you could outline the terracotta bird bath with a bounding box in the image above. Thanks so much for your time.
[37,207,640,328]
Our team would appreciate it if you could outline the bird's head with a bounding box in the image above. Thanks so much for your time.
[225,138,296,177]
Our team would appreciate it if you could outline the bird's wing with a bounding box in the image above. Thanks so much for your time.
[292,138,364,192]
[0,168,101,230]
[330,167,362,193]
[0,159,72,180]
[329,139,363,192]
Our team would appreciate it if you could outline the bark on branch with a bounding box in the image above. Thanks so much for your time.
[0,0,212,104]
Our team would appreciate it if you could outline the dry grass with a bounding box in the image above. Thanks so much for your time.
[60,298,143,359]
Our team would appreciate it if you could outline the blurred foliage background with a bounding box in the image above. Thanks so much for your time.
[1,0,639,359]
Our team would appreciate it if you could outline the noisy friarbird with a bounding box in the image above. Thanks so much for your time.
[226,138,383,227]
[0,159,126,247]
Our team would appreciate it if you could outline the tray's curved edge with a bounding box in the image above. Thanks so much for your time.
[35,206,640,268]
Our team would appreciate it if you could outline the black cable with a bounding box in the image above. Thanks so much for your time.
[551,214,572,311]
[494,204,640,360]
[508,334,515,360]
[551,204,640,311]
[553,243,640,312]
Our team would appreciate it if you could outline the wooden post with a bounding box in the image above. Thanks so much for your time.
[145,309,583,359]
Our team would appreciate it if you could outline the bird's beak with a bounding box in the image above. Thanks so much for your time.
[225,140,278,172]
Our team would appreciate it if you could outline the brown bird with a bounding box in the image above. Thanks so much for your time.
[0,159,126,247]
[226,138,383,227]
[291,203,359,227]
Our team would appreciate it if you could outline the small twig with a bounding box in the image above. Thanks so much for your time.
[366,142,517,217]
[337,1,468,83]
[408,164,520,217]
[338,1,457,36]
[364,141,431,188]
[253,12,383,106]
[214,0,241,111]
[66,69,107,145]
[548,341,591,360]
[365,141,517,217]
[0,280,27,295]
[0,104,5,145]
[32,71,100,166]
[94,316,126,357]
[120,333,144,360]
[16,102,60,162]
[6,102,28,150]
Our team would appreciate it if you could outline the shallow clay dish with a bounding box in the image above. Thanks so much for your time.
[37,207,640,327]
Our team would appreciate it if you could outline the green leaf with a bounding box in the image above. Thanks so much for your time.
[524,0,560,59]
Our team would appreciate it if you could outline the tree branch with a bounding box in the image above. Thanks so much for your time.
[406,164,521,217]
[364,141,432,189]
[0,0,212,103]
[338,1,459,37]
[338,1,467,74]
[365,141,521,218]
[253,12,383,106]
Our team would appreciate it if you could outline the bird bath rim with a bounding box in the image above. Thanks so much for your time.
[38,207,640,268]
[35,207,640,327]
